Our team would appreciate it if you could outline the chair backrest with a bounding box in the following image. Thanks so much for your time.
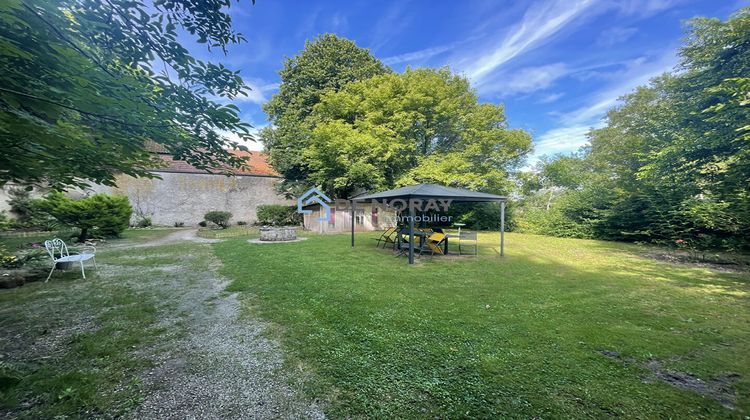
[44,238,69,260]
[460,231,477,241]
[427,232,446,243]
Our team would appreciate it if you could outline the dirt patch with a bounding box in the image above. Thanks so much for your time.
[641,250,750,274]
[599,350,740,409]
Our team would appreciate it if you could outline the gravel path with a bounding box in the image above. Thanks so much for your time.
[127,233,325,419]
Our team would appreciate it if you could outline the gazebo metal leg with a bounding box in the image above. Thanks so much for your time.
[500,201,505,257]
[408,204,415,264]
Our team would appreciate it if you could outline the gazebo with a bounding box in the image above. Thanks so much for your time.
[349,184,507,264]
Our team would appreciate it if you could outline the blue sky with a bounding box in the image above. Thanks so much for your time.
[194,0,748,161]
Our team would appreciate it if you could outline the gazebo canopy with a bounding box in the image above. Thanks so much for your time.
[353,184,506,203]
[349,184,507,264]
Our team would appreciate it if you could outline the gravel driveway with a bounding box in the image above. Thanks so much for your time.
[127,231,324,419]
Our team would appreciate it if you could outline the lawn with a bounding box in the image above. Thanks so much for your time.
[215,232,750,418]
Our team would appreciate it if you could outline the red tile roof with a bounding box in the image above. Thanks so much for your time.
[151,150,280,177]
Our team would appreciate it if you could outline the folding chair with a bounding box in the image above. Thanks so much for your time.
[417,232,447,257]
[372,227,397,248]
[458,231,478,256]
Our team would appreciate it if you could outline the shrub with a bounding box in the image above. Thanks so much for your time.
[7,188,57,230]
[174,221,185,227]
[0,245,21,269]
[236,220,247,226]
[256,205,301,226]
[136,217,152,228]
[204,211,231,228]
[0,211,10,231]
[37,192,132,242]
[198,221,207,227]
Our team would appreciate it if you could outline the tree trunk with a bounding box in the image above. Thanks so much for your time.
[78,228,89,243]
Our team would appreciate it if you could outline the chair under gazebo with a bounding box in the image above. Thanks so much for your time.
[348,184,507,264]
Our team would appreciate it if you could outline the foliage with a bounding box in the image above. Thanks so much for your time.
[135,217,152,228]
[6,188,57,230]
[37,192,132,241]
[204,210,232,229]
[0,0,254,189]
[0,211,10,231]
[516,8,750,251]
[0,244,21,268]
[262,34,390,186]
[198,221,208,227]
[216,232,750,417]
[255,204,301,226]
[444,202,514,231]
[174,221,185,228]
[305,67,532,197]
[236,220,247,226]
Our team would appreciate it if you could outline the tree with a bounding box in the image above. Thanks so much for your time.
[0,0,254,189]
[305,68,532,197]
[261,34,389,184]
[39,192,132,242]
[204,210,232,228]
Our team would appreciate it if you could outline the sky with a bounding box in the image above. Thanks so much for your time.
[192,0,748,162]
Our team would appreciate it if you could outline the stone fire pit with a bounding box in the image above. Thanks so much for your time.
[259,226,298,242]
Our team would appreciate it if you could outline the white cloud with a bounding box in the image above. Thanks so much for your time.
[610,0,683,17]
[596,26,638,46]
[479,63,568,95]
[537,92,564,104]
[232,79,279,104]
[533,124,598,157]
[219,124,266,151]
[557,51,677,126]
[383,43,460,66]
[528,50,678,163]
[464,0,596,85]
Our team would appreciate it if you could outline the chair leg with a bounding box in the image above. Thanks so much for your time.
[45,264,55,282]
[92,256,97,269]
[80,261,86,279]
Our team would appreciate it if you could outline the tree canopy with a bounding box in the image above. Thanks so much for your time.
[0,0,253,188]
[516,8,750,251]
[305,68,532,197]
[261,34,389,188]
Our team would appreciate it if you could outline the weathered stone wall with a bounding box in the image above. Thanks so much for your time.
[81,172,292,226]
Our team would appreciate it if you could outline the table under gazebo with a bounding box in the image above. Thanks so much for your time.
[348,184,507,264]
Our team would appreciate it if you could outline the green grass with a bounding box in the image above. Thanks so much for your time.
[215,232,750,418]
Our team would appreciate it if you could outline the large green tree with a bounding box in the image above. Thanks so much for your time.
[0,0,253,188]
[304,68,532,197]
[261,34,389,189]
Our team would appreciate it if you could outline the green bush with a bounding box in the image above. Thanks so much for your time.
[37,192,132,242]
[236,220,247,226]
[136,217,152,228]
[198,221,207,227]
[7,188,57,230]
[0,211,10,231]
[256,205,301,226]
[174,221,185,227]
[204,211,232,229]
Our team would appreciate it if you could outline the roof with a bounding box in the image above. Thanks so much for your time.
[352,184,506,202]
[151,150,280,177]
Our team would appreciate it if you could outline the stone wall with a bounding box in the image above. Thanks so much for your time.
[81,172,292,226]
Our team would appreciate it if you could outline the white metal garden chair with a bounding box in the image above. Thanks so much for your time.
[44,238,97,282]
